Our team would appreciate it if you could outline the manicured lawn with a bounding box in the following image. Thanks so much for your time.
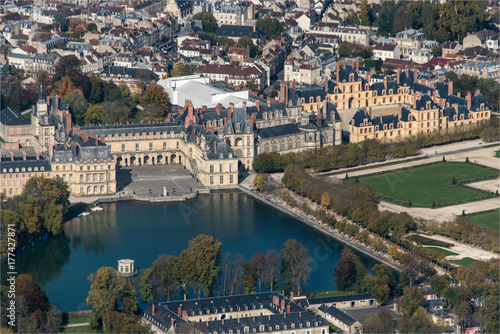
[67,316,90,324]
[424,247,458,256]
[470,209,500,230]
[61,325,94,333]
[451,257,476,267]
[408,235,454,248]
[358,162,498,207]
[321,156,428,176]
[310,290,357,298]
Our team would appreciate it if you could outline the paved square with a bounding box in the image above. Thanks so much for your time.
[116,164,208,196]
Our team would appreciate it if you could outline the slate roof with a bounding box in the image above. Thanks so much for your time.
[318,305,357,326]
[81,122,183,136]
[1,107,30,126]
[100,66,159,81]
[1,155,52,173]
[257,123,302,139]
[215,25,266,40]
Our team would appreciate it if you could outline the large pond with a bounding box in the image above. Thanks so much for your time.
[15,192,379,312]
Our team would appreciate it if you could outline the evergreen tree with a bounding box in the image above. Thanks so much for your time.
[88,73,103,104]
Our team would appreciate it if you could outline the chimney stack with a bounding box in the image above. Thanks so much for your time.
[214,141,217,153]
[178,307,182,316]
[36,152,40,160]
[10,152,14,161]
[336,63,340,81]
[397,68,400,85]
[267,97,272,108]
[324,76,329,93]
[448,80,453,96]
[255,100,261,111]
[152,305,155,316]
[280,299,285,311]
[457,92,461,97]
[413,93,417,109]
[171,318,174,327]
[383,77,387,90]
[279,82,286,103]
[365,72,370,84]
[286,304,291,313]
[23,151,26,161]
[216,103,222,116]
[466,92,471,110]
[181,310,188,322]
[355,61,359,74]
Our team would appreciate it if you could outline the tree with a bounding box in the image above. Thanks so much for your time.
[86,267,129,332]
[52,76,75,100]
[85,105,108,125]
[87,23,97,32]
[64,89,88,125]
[281,239,312,295]
[429,275,449,297]
[52,55,82,86]
[360,0,370,26]
[432,45,442,57]
[103,80,122,102]
[103,100,130,124]
[192,12,218,33]
[54,13,68,32]
[399,306,441,333]
[392,4,413,34]
[375,1,396,36]
[482,292,499,333]
[141,82,170,117]
[139,268,154,305]
[438,0,488,40]
[256,15,282,40]
[251,253,265,293]
[346,9,360,26]
[333,251,357,291]
[170,64,192,77]
[151,255,181,301]
[180,235,222,297]
[88,73,103,104]
[263,249,281,292]
[397,286,425,317]
[253,173,269,192]
[362,313,385,334]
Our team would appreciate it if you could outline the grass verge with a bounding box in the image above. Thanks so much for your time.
[451,257,476,267]
[424,247,458,256]
[310,290,357,298]
[469,208,500,230]
[408,235,454,248]
[321,156,428,177]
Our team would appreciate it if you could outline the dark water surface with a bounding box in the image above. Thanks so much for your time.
[15,192,379,312]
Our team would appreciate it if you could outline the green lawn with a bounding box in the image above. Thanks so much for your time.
[358,162,498,207]
[470,209,500,230]
[451,257,476,267]
[321,156,428,176]
[408,235,454,247]
[495,150,499,158]
[61,325,94,333]
[67,316,90,324]
[424,247,458,256]
[310,290,357,298]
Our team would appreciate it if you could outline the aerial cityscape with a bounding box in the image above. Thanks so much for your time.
[0,0,499,333]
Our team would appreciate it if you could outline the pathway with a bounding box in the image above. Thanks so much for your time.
[61,322,90,328]
[416,234,498,261]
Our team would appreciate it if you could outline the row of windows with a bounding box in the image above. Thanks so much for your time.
[122,142,180,152]
[2,166,44,173]
[209,164,234,173]
[209,175,234,185]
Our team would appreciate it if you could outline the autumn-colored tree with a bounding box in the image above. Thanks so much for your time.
[141,82,170,118]
[170,64,192,77]
[397,286,425,317]
[253,173,269,192]
[321,192,331,208]
[52,76,75,100]
[84,105,108,125]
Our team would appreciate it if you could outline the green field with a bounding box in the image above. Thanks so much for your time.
[424,247,458,256]
[470,209,500,230]
[359,162,498,207]
[61,325,94,333]
[451,257,476,267]
[67,316,90,324]
[408,235,454,247]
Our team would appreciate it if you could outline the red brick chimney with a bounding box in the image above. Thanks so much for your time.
[466,92,471,110]
[255,100,261,111]
[267,97,272,108]
[23,151,26,160]
[448,80,453,96]
[355,61,359,74]
[178,307,182,316]
[36,152,40,160]
[383,77,387,90]
[171,318,174,327]
[181,310,188,321]
[279,82,286,103]
[251,113,257,128]
[413,93,417,109]
[365,72,370,83]
[397,68,400,85]
[216,103,222,116]
[10,152,14,161]
[413,69,418,83]
[324,76,329,93]
[317,109,322,127]
[286,304,291,313]
[214,141,217,153]
[280,299,285,311]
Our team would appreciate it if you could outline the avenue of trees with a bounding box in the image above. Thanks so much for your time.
[0,274,62,333]
[253,118,499,173]
[0,176,70,257]
[138,235,314,305]
[356,0,492,42]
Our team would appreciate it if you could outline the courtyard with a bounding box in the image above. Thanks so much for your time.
[356,161,498,208]
[116,164,208,197]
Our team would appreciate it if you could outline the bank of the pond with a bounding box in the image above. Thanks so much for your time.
[238,185,401,272]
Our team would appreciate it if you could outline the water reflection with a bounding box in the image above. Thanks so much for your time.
[15,234,70,286]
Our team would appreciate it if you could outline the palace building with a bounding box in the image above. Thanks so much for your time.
[0,67,490,197]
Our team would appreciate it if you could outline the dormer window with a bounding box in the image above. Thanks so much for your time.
[21,167,25,172]
[15,168,19,172]
[426,101,431,109]
[28,167,32,171]
[34,167,38,171]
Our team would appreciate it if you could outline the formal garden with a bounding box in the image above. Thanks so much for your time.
[353,161,499,208]
[468,208,500,230]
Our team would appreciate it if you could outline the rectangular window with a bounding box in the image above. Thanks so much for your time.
[229,164,233,172]
[122,144,125,153]
[176,142,179,150]
[220,175,223,184]
[163,142,167,151]
[210,176,214,185]
[136,144,139,152]
[230,175,233,184]
[149,143,153,151]
[219,164,223,173]
[210,165,214,173]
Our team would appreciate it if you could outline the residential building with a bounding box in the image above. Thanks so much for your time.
[463,29,498,51]
[373,42,400,61]
[394,29,427,57]
[215,25,266,46]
